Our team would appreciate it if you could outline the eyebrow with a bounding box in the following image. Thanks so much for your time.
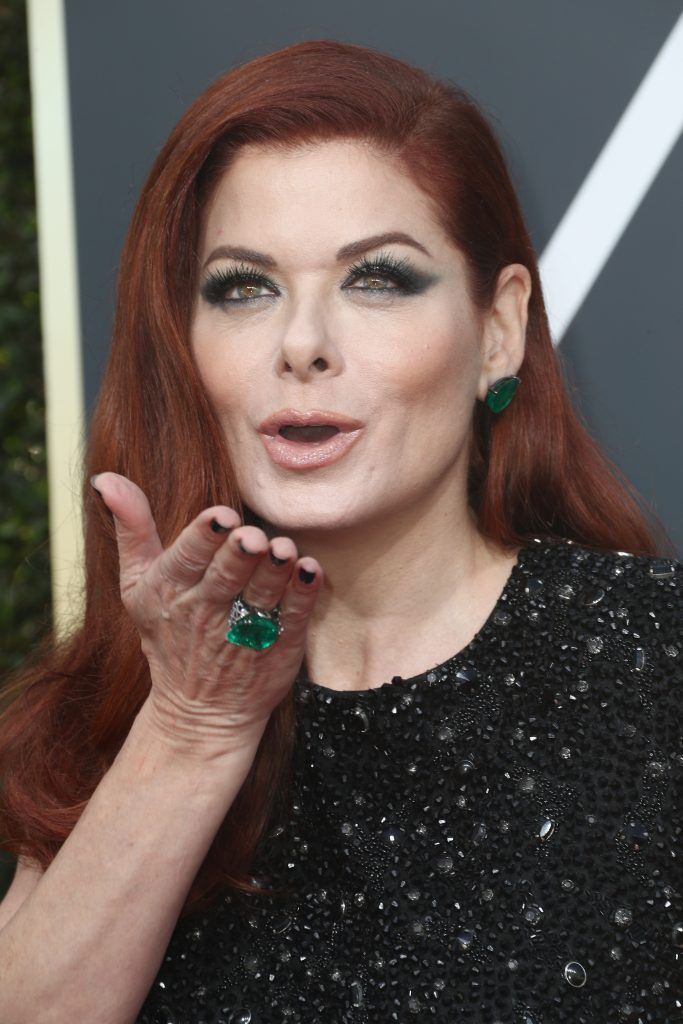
[201,231,432,271]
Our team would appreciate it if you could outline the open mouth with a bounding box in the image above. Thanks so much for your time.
[278,425,341,444]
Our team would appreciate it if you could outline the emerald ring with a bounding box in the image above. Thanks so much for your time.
[226,594,283,650]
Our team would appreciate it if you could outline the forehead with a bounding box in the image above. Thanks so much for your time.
[199,139,455,263]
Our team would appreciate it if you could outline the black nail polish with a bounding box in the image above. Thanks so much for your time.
[299,567,316,584]
[210,518,231,534]
[270,551,288,566]
[239,540,257,555]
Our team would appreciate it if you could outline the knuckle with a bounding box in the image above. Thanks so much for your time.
[281,603,310,628]
[203,558,239,594]
[242,587,279,611]
[172,537,209,575]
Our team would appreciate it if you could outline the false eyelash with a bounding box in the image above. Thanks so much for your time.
[201,262,277,306]
[200,250,424,307]
[343,251,420,292]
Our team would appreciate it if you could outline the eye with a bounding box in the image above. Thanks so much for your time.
[342,251,424,296]
[348,269,396,291]
[200,263,278,306]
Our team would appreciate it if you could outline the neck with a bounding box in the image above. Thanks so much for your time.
[274,475,517,691]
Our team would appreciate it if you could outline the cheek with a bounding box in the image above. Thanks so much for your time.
[373,320,479,413]
[191,317,258,416]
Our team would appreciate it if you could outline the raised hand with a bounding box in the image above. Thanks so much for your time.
[91,472,323,758]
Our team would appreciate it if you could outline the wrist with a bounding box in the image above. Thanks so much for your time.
[124,697,267,777]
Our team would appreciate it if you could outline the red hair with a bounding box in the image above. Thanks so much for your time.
[0,39,673,917]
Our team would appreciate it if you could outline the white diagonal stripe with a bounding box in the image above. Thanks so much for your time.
[540,12,683,346]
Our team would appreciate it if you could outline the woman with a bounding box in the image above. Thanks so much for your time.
[0,38,680,1024]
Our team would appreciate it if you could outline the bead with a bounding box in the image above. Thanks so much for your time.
[538,819,556,842]
[563,961,587,987]
[349,980,364,1007]
[648,559,676,578]
[523,904,543,925]
[633,647,646,672]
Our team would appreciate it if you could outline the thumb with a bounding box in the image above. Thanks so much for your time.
[91,472,163,581]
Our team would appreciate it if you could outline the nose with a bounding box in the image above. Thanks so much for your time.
[278,303,342,381]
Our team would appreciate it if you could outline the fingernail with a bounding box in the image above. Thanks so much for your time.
[210,518,232,534]
[90,474,102,496]
[270,551,288,566]
[239,540,257,555]
[299,566,316,584]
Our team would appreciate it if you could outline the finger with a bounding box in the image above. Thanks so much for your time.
[192,525,273,605]
[276,557,323,635]
[150,507,244,591]
[91,472,164,582]
[238,536,299,610]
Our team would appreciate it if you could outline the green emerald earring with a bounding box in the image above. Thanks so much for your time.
[485,375,521,413]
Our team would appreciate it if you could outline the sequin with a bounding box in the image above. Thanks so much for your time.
[136,537,683,1024]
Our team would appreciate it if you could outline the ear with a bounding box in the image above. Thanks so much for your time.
[476,263,532,402]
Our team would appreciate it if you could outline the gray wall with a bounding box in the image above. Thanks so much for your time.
[64,0,683,551]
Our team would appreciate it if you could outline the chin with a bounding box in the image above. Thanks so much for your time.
[243,494,370,535]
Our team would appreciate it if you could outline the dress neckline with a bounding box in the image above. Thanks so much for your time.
[295,535,552,700]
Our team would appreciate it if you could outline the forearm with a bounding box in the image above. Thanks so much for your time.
[0,700,263,1024]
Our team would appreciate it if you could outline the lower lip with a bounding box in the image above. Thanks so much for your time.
[259,429,363,470]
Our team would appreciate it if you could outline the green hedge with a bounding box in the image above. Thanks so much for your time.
[0,0,51,898]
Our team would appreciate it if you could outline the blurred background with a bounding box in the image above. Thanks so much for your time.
[1,0,682,896]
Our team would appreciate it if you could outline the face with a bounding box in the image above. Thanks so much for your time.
[191,139,523,534]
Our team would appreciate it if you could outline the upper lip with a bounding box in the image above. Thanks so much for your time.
[258,408,364,436]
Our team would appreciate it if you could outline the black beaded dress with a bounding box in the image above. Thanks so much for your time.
[137,536,683,1024]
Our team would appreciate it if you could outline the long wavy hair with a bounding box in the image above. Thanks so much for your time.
[0,39,673,918]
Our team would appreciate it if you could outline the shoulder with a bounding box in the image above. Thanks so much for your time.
[530,536,681,640]
[527,535,682,697]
